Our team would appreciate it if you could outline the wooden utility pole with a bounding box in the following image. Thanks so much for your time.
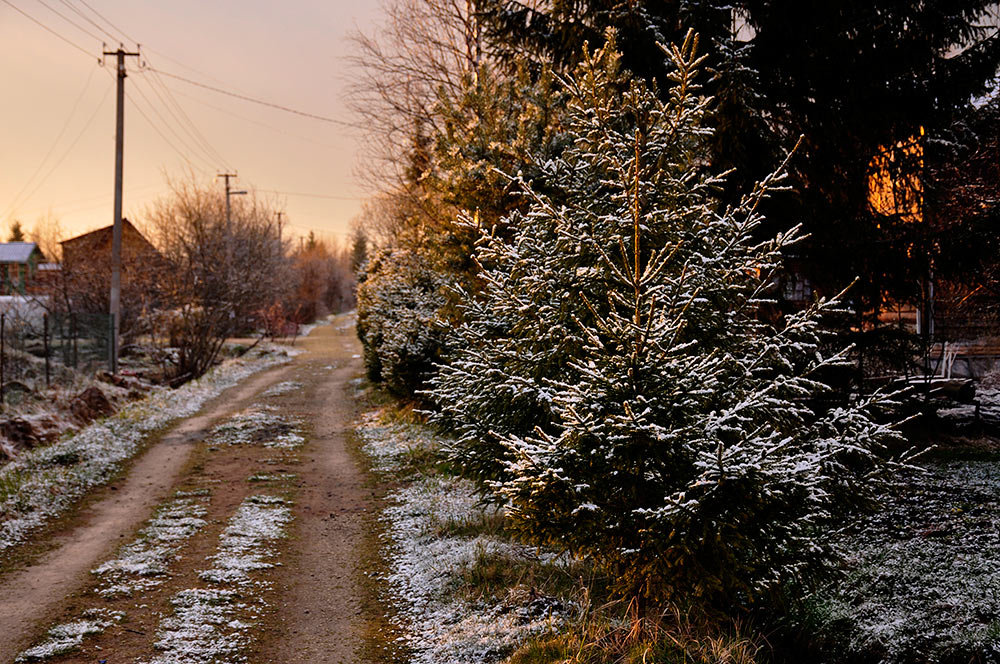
[217,172,247,230]
[104,45,140,374]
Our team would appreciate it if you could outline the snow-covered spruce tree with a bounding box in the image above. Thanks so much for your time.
[356,247,449,396]
[432,33,900,611]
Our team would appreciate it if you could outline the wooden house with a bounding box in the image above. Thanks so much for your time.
[0,242,45,295]
[60,218,158,269]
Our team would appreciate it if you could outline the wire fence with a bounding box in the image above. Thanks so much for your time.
[0,309,112,406]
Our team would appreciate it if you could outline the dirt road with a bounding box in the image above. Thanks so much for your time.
[0,315,369,664]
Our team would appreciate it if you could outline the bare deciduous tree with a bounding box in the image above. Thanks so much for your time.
[146,177,291,385]
[287,233,356,323]
[349,0,483,190]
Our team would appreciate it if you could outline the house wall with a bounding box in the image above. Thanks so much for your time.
[0,250,43,295]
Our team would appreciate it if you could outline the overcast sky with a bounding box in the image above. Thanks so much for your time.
[0,0,383,246]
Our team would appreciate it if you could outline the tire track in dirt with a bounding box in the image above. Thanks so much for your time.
[256,319,369,664]
[3,317,369,664]
[0,359,296,660]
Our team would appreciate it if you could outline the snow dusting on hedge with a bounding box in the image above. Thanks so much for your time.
[0,346,293,553]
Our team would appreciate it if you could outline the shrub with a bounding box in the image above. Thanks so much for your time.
[356,248,448,396]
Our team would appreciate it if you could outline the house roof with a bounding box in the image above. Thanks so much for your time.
[0,242,42,264]
[61,218,155,253]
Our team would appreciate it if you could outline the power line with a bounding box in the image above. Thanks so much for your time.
[147,67,353,127]
[2,64,100,219]
[126,89,215,174]
[117,68,212,175]
[258,189,364,201]
[161,83,344,150]
[16,182,163,218]
[1,0,95,58]
[127,78,219,172]
[6,83,112,219]
[132,73,229,170]
[75,0,137,46]
[140,64,233,169]
[55,0,119,44]
[143,46,230,87]
[33,0,105,45]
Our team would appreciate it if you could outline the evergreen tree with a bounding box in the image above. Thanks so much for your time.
[355,59,566,396]
[350,224,369,274]
[432,35,899,610]
[478,0,1000,321]
[8,220,25,242]
[427,62,566,275]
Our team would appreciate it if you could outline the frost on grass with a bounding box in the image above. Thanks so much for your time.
[207,407,304,450]
[261,380,304,397]
[15,609,124,662]
[93,495,208,598]
[0,346,293,552]
[142,494,291,664]
[810,460,1000,662]
[355,407,439,473]
[359,407,565,664]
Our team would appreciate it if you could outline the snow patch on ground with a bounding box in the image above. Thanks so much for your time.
[261,381,304,397]
[16,493,210,661]
[0,346,293,552]
[15,609,124,662]
[207,407,304,450]
[358,407,565,664]
[332,313,355,332]
[355,407,439,473]
[141,494,291,664]
[199,495,292,586]
[93,495,209,598]
[296,316,331,339]
[813,460,1000,662]
[247,472,296,483]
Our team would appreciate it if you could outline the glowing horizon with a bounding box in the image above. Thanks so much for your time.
[0,0,381,247]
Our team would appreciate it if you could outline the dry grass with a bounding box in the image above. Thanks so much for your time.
[508,596,767,664]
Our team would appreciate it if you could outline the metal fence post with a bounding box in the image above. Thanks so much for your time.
[71,313,78,369]
[44,312,51,389]
[1,313,5,406]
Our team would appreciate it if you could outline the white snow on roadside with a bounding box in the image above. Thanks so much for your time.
[384,477,564,664]
[355,407,439,472]
[141,494,291,664]
[15,609,124,662]
[0,346,294,552]
[359,407,566,664]
[295,318,326,339]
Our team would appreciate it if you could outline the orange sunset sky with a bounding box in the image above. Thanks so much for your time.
[1,0,383,247]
